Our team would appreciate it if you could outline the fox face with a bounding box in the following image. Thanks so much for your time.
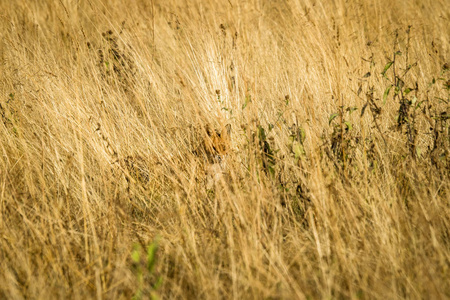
[191,123,232,189]
[201,124,231,163]
[202,124,232,190]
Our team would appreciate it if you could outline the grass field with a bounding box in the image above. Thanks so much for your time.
[0,0,449,299]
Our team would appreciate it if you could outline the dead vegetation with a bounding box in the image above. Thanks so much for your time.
[0,0,449,299]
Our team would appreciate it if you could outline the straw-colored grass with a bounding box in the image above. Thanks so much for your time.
[0,0,449,299]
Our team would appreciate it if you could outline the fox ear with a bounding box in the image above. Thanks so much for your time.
[224,124,231,136]
[205,124,214,136]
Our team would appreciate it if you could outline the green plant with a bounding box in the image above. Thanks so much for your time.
[287,123,306,166]
[428,63,450,172]
[380,27,421,156]
[326,104,359,172]
[131,237,163,300]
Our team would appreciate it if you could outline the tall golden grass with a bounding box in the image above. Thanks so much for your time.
[0,0,449,299]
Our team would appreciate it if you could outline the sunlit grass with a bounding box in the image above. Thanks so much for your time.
[0,0,449,299]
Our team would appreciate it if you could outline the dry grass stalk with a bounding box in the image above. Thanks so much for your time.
[0,0,449,299]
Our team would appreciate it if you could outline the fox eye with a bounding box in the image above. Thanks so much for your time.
[225,124,231,136]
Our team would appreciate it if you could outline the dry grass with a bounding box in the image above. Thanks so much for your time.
[0,0,449,299]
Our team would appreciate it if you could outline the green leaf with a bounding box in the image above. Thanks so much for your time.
[346,107,358,114]
[381,61,393,78]
[288,135,295,147]
[404,87,411,95]
[132,289,143,300]
[383,85,392,104]
[329,113,338,125]
[153,276,163,290]
[344,121,352,131]
[415,100,423,109]
[131,244,141,263]
[147,238,160,273]
[298,127,306,144]
[292,142,305,160]
[258,126,266,141]
[242,94,251,109]
[416,147,422,158]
